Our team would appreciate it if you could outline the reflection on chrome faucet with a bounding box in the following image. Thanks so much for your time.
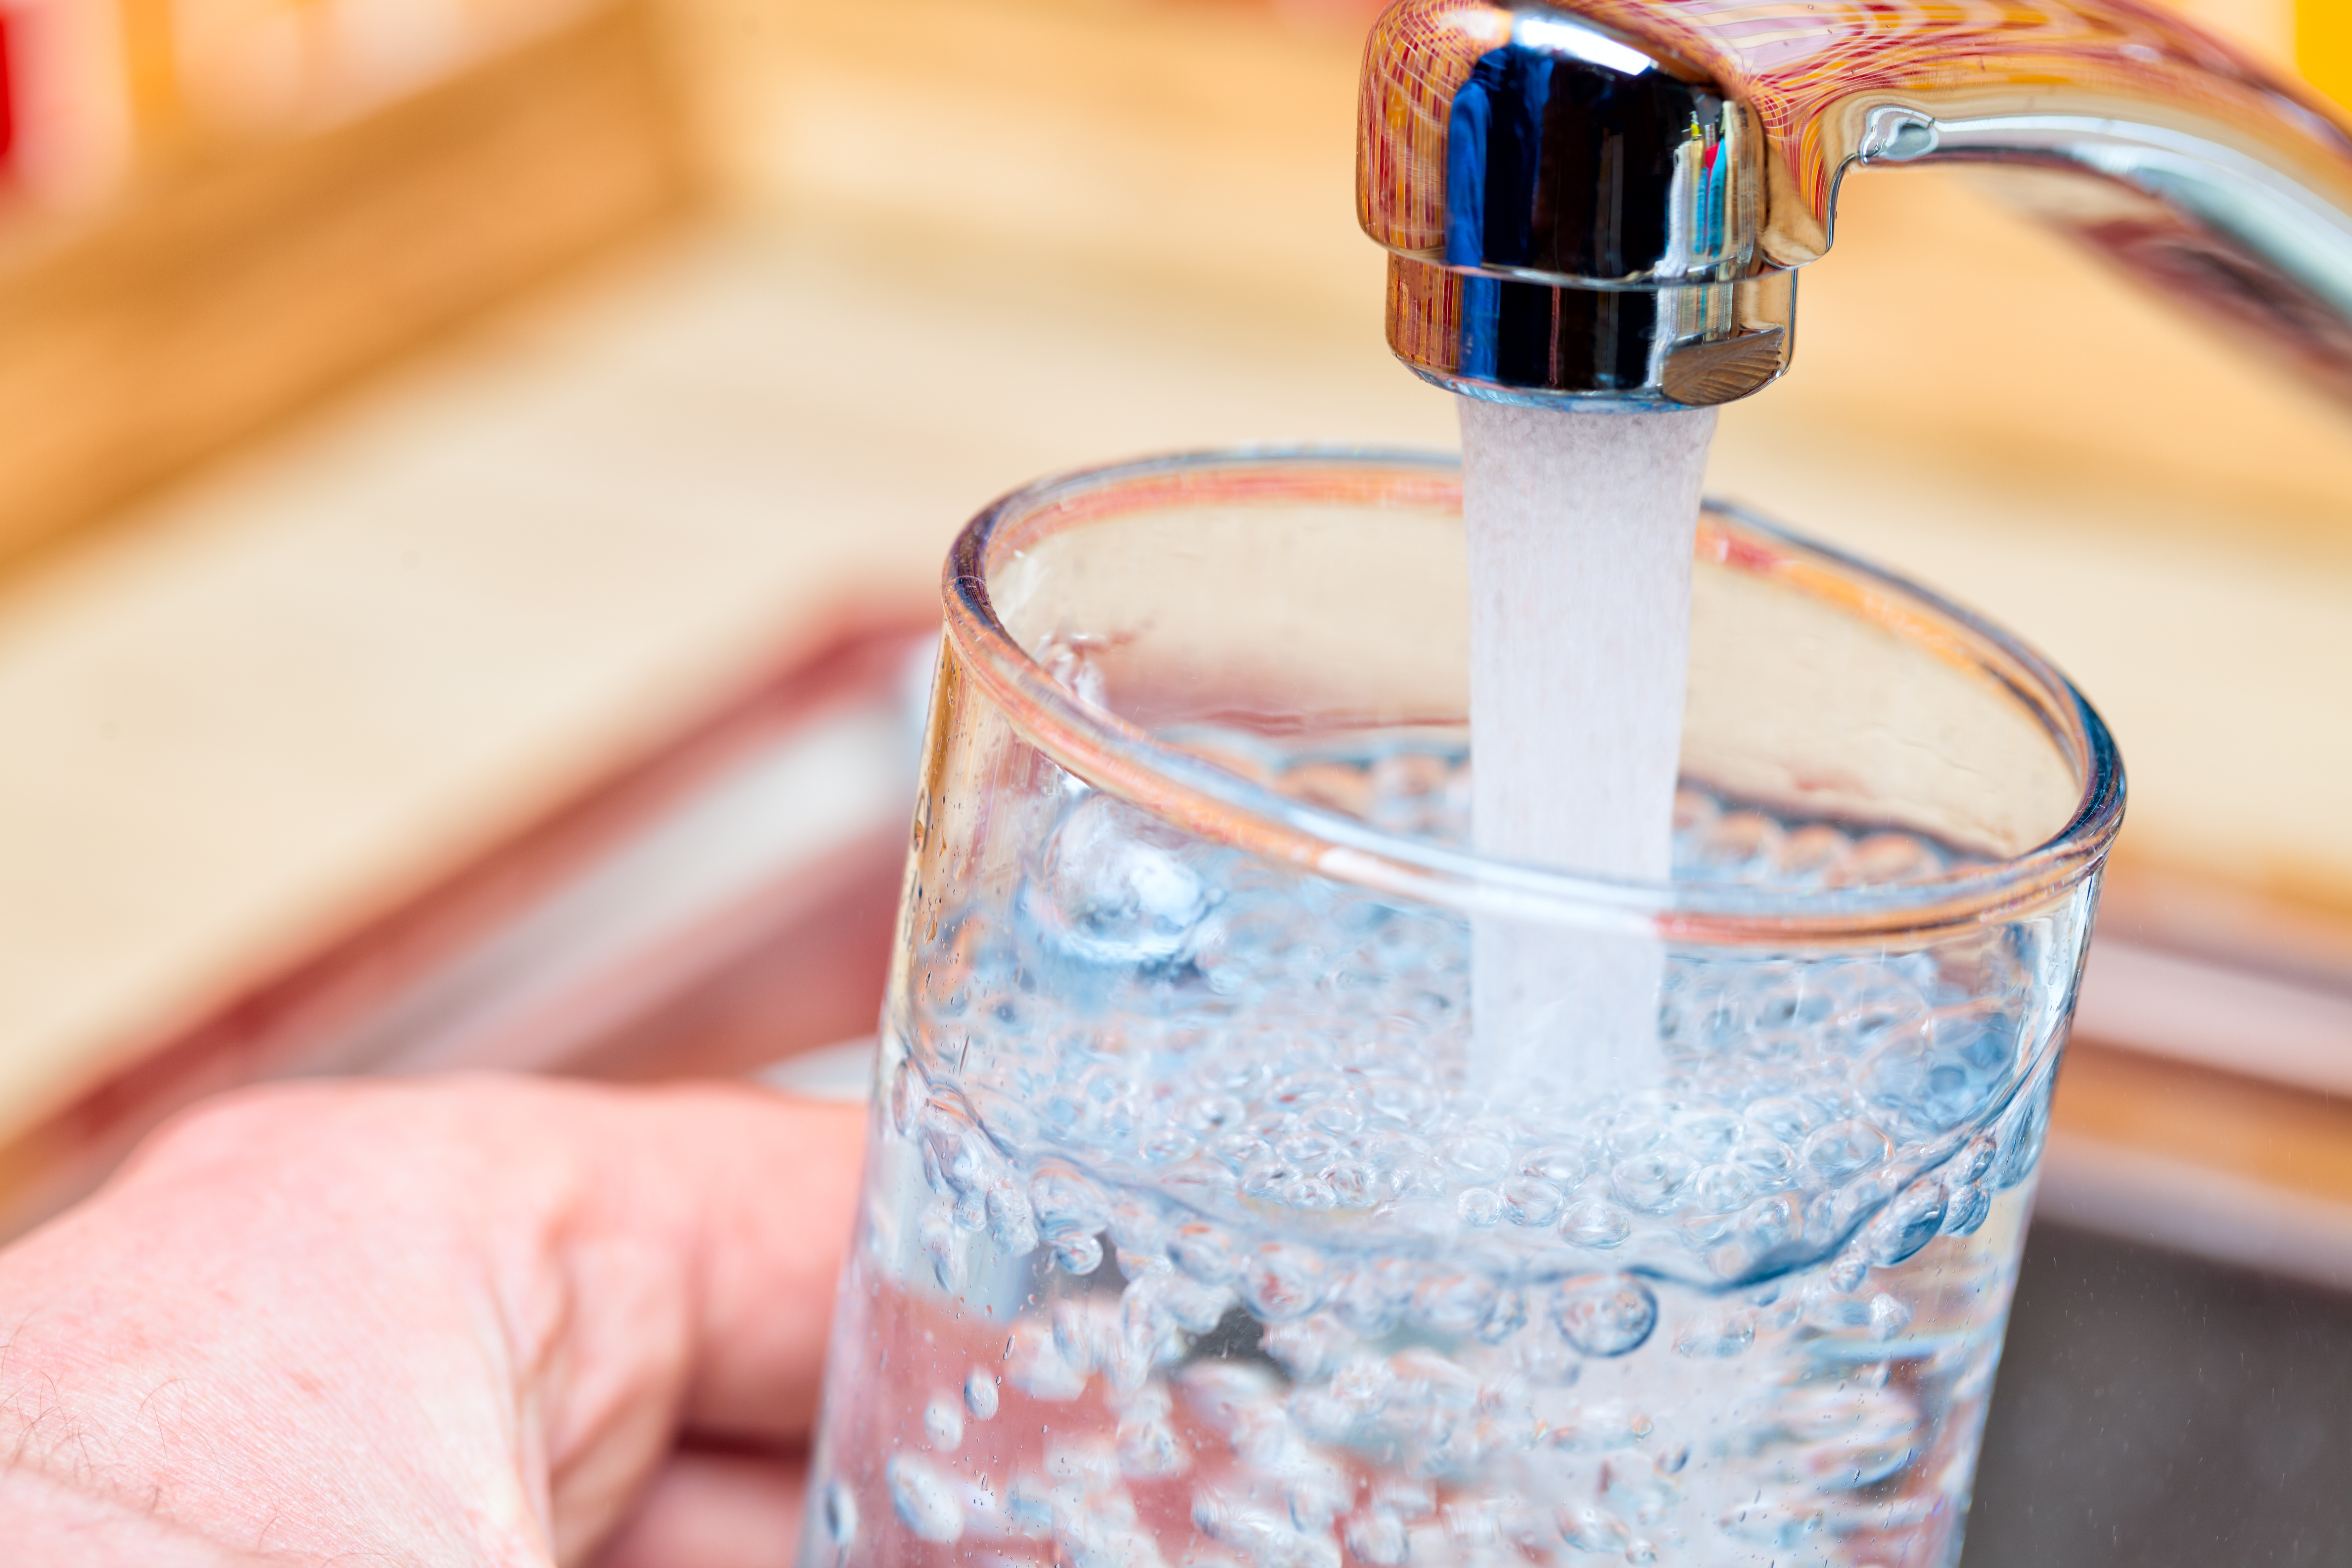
[1360,0,2352,407]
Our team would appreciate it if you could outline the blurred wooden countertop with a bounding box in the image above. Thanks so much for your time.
[0,217,1462,1141]
[0,0,2345,1259]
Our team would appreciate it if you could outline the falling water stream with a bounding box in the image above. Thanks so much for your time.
[1459,398,1717,1096]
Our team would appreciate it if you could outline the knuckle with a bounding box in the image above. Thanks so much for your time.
[130,1080,413,1182]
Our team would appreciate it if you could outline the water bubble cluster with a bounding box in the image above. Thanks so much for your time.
[905,761,2052,1295]
[829,748,2068,1565]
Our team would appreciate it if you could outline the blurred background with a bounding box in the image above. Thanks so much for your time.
[0,0,2343,1561]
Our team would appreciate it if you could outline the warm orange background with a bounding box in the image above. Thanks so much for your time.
[2306,0,2352,107]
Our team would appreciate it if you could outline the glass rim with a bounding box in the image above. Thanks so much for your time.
[943,446,2126,945]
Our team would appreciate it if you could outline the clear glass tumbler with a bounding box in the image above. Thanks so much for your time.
[800,449,2124,1568]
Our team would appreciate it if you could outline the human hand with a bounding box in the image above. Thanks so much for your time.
[0,1075,865,1567]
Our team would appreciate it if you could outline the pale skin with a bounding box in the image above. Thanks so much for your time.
[0,1076,866,1567]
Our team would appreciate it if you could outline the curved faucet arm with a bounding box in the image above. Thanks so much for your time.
[1362,0,2352,405]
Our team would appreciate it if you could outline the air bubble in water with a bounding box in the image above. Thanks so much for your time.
[1171,1222,1244,1283]
[1558,1502,1633,1553]
[986,1180,1039,1256]
[1723,1193,1800,1271]
[1479,1287,1528,1343]
[1942,1181,1993,1237]
[1687,1161,1759,1218]
[1826,1242,1872,1295]
[1038,793,1213,965]
[1442,1135,1511,1183]
[1522,1140,1601,1185]
[1242,1243,1327,1321]
[1329,1259,1415,1337]
[917,1201,965,1290]
[1954,1132,2000,1185]
[1990,1081,2052,1190]
[1865,1181,1950,1266]
[1560,1197,1632,1249]
[1553,1274,1658,1357]
[1054,1233,1106,1276]
[887,1453,965,1542]
[1456,1187,1504,1228]
[1673,1108,1744,1160]
[1501,1176,1564,1227]
[1029,1164,1110,1238]
[952,1189,988,1232]
[1608,1118,1671,1158]
[965,1368,1000,1420]
[1800,1119,1892,1183]
[1729,1134,1797,1188]
[1746,1096,1822,1145]
[820,1478,858,1547]
[1613,1150,1696,1214]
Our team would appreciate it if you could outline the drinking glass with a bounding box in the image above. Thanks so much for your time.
[800,449,2124,1568]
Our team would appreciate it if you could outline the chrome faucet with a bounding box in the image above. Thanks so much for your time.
[1358,0,2352,407]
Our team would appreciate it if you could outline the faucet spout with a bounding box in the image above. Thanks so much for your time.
[1359,0,2352,409]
